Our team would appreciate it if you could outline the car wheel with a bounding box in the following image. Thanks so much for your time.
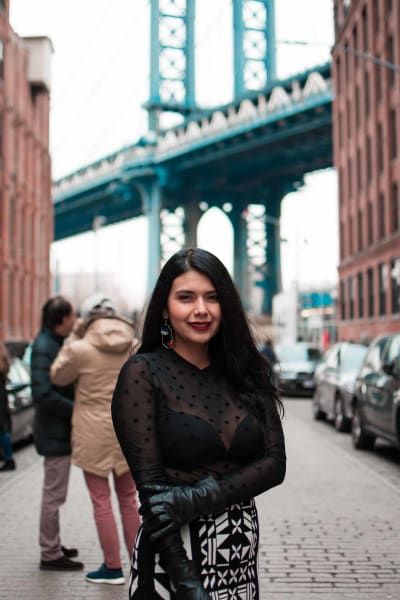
[334,396,351,432]
[351,403,375,450]
[312,393,325,421]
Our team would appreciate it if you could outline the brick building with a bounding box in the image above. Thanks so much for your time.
[332,0,400,341]
[0,1,53,343]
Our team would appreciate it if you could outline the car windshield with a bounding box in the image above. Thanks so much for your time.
[278,345,321,362]
[341,345,367,371]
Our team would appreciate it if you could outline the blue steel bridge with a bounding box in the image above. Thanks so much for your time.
[53,0,333,314]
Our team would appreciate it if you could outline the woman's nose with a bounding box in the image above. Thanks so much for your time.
[194,298,208,314]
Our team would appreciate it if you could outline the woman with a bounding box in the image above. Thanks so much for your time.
[112,248,286,599]
[50,300,141,585]
[0,342,15,471]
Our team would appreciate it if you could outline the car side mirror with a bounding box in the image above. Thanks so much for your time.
[382,361,395,376]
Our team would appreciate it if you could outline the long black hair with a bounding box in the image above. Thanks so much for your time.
[138,248,283,421]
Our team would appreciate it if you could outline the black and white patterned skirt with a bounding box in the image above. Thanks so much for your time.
[129,498,259,599]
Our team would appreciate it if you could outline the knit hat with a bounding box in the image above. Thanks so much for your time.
[81,293,116,318]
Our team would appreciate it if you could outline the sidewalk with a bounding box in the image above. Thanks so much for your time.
[0,450,127,600]
[1,398,400,599]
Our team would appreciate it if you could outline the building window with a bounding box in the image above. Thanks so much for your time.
[358,208,363,250]
[390,109,397,159]
[378,123,384,172]
[392,183,399,232]
[362,7,368,51]
[355,86,360,129]
[340,221,345,259]
[367,267,374,317]
[374,0,380,29]
[367,201,374,244]
[349,276,355,319]
[375,64,382,102]
[353,27,358,69]
[379,193,386,238]
[335,56,341,95]
[349,215,354,254]
[357,148,362,190]
[386,0,392,12]
[340,280,346,320]
[357,272,364,317]
[0,41,3,82]
[348,158,353,197]
[388,35,395,87]
[347,98,352,140]
[8,275,13,338]
[367,137,372,183]
[391,258,400,314]
[364,70,370,116]
[378,263,387,316]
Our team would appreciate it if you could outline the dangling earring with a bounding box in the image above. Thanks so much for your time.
[161,318,174,349]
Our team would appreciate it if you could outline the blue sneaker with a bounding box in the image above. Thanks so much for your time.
[85,563,125,585]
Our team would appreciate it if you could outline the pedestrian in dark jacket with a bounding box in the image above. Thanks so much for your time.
[0,342,15,471]
[31,296,83,572]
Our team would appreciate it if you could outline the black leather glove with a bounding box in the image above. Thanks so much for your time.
[157,532,211,600]
[140,476,228,541]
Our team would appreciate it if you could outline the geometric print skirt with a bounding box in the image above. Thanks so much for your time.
[129,498,259,599]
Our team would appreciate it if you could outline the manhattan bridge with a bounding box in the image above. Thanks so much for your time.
[53,0,333,314]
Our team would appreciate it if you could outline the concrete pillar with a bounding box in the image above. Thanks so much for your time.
[230,203,250,310]
[142,179,162,294]
[183,196,202,248]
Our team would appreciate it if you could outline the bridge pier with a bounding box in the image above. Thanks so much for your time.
[230,204,251,311]
[262,186,284,314]
[142,179,162,294]
[183,196,202,248]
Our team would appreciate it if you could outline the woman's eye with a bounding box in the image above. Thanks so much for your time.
[177,294,191,302]
[207,294,219,302]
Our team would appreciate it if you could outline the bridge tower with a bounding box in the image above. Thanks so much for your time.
[145,0,280,314]
[145,0,196,134]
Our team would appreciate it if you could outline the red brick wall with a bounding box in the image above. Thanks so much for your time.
[0,3,52,343]
[333,0,400,342]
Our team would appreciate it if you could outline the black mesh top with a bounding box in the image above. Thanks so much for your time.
[111,347,286,505]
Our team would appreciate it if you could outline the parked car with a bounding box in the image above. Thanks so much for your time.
[312,342,368,431]
[352,334,400,450]
[6,357,34,444]
[274,342,322,396]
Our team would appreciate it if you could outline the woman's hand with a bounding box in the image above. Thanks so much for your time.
[157,531,211,599]
[140,476,227,541]
[175,585,211,600]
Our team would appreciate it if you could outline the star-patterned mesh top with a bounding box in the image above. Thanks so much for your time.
[111,346,286,504]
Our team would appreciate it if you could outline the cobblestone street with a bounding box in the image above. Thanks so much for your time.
[0,397,399,599]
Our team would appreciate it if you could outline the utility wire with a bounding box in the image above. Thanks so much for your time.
[333,44,400,73]
[195,0,232,48]
[52,1,115,105]
[52,4,150,152]
[276,39,400,73]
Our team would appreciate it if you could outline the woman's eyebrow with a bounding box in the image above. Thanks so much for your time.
[174,288,216,294]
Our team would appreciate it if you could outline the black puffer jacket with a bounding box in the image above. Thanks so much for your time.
[31,328,74,456]
[0,375,10,433]
[0,342,10,432]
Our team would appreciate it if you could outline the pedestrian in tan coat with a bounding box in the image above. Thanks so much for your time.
[50,299,141,585]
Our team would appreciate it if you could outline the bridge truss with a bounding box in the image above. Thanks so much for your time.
[53,1,332,315]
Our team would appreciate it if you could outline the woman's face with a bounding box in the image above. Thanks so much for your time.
[164,270,221,354]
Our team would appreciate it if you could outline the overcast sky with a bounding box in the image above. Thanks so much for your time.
[10,0,337,310]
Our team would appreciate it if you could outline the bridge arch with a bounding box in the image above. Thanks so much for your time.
[197,206,234,274]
